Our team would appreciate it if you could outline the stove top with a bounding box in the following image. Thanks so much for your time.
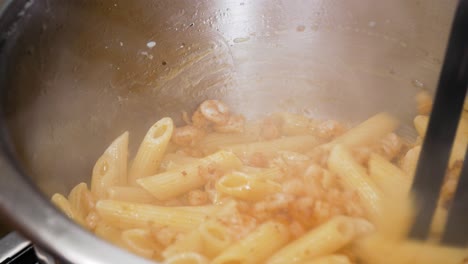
[0,233,55,264]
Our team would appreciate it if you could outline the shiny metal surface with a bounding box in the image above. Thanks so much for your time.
[0,232,31,263]
[0,0,458,263]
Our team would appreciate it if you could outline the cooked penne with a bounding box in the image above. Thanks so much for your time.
[328,113,399,148]
[197,132,257,153]
[199,220,233,258]
[267,216,370,264]
[129,118,174,185]
[107,186,159,204]
[298,255,351,264]
[400,146,421,177]
[224,135,321,158]
[121,229,160,259]
[212,221,289,264]
[328,145,383,218]
[51,193,86,227]
[162,230,204,259]
[51,193,76,219]
[68,182,94,220]
[216,171,282,201]
[164,252,210,264]
[413,115,428,138]
[413,115,468,167]
[368,153,411,197]
[51,99,468,263]
[95,200,213,231]
[94,222,124,247]
[163,219,233,259]
[91,131,129,199]
[355,234,468,264]
[160,153,198,171]
[430,204,448,237]
[137,150,242,200]
[240,166,284,180]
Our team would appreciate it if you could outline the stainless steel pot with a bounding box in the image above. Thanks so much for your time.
[0,0,457,263]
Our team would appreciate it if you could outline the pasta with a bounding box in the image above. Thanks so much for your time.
[95,200,214,231]
[368,154,411,197]
[216,171,282,201]
[107,186,159,204]
[327,112,399,148]
[298,255,352,264]
[225,135,321,159]
[91,131,129,199]
[129,118,174,185]
[212,221,289,264]
[137,150,242,200]
[51,99,468,264]
[267,216,372,264]
[328,145,383,218]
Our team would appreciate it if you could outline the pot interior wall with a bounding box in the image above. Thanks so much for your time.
[0,0,455,196]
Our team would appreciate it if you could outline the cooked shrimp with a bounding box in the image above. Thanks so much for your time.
[214,114,245,133]
[172,125,205,147]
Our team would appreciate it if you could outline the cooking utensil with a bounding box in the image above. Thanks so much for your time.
[410,0,468,246]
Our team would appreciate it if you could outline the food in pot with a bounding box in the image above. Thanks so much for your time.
[51,98,468,264]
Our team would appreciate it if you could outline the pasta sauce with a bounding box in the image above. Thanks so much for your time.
[51,96,468,264]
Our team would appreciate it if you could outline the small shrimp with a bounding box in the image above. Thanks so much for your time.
[192,109,211,129]
[199,100,230,125]
[214,114,245,133]
[317,120,345,140]
[415,90,433,115]
[172,125,205,147]
[378,133,403,160]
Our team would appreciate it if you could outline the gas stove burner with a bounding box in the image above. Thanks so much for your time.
[0,233,55,264]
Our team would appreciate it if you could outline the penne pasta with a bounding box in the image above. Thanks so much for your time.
[216,171,282,201]
[267,216,371,264]
[197,132,257,153]
[162,219,233,259]
[51,193,86,227]
[413,115,428,138]
[50,99,468,263]
[162,230,204,259]
[328,145,383,218]
[413,115,468,167]
[298,255,352,264]
[368,153,411,197]
[129,118,174,185]
[224,135,321,158]
[240,166,284,181]
[94,222,124,247]
[160,153,198,171]
[68,182,94,220]
[91,131,129,199]
[355,234,468,264]
[199,220,233,258]
[212,221,290,264]
[121,229,161,259]
[400,146,421,177]
[95,200,213,231]
[164,252,210,264]
[328,113,399,148]
[137,150,242,200]
[430,204,448,237]
[107,186,159,204]
[51,193,76,219]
